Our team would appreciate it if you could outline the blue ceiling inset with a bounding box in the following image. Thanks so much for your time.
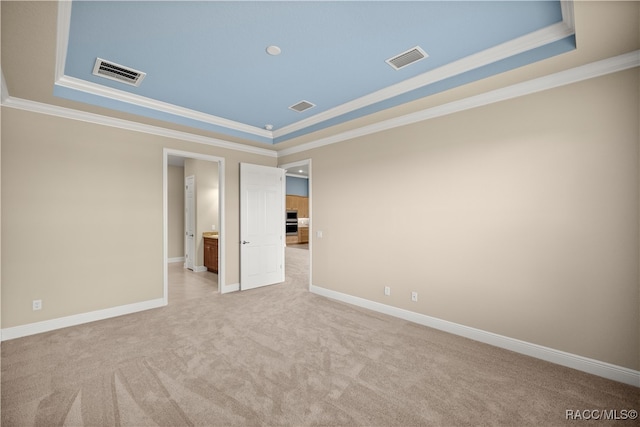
[55,1,575,144]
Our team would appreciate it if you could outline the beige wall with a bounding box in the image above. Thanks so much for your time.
[281,68,640,370]
[167,165,184,260]
[184,158,219,267]
[1,107,276,328]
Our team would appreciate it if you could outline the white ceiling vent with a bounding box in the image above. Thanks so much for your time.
[386,46,428,70]
[92,58,146,87]
[289,100,315,113]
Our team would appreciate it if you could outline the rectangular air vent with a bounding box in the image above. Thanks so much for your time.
[92,58,146,87]
[289,100,315,113]
[386,46,428,70]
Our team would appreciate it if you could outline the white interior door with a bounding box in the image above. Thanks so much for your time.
[240,163,285,290]
[185,175,195,271]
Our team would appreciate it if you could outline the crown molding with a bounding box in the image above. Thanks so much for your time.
[1,96,278,158]
[4,50,637,160]
[277,50,640,157]
[55,75,273,139]
[55,0,72,82]
[5,50,636,160]
[273,18,575,139]
[54,1,272,141]
[55,0,576,144]
[561,0,576,32]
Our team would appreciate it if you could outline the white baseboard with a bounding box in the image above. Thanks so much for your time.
[168,256,185,263]
[0,298,166,341]
[182,264,208,272]
[222,282,240,293]
[310,285,640,387]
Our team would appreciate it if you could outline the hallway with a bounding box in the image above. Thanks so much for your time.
[167,245,310,304]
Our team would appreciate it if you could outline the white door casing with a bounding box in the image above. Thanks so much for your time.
[185,175,195,271]
[240,163,285,290]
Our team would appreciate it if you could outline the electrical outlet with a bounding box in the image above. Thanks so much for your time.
[32,299,42,311]
[384,286,391,296]
[411,292,418,302]
[316,230,323,238]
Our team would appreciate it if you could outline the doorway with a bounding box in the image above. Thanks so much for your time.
[163,149,226,305]
[279,159,312,290]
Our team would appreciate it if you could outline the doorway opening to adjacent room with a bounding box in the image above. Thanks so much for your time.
[163,149,226,305]
[279,159,312,290]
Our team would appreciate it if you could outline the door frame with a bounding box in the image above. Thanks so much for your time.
[184,174,196,271]
[163,148,226,304]
[278,158,312,290]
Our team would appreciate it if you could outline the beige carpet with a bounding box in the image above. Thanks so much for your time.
[2,246,638,426]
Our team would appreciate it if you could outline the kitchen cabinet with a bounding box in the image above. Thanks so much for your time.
[298,227,309,244]
[286,195,309,218]
[203,237,218,273]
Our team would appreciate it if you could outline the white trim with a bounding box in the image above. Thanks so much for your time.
[561,0,576,32]
[278,50,640,157]
[222,282,240,293]
[5,51,638,161]
[0,298,165,341]
[193,266,208,273]
[285,173,308,179]
[53,2,271,140]
[1,96,277,158]
[55,0,72,82]
[272,20,574,139]
[168,257,185,263]
[163,151,169,305]
[218,159,226,293]
[56,75,272,139]
[1,68,8,104]
[309,285,640,387]
[54,1,575,143]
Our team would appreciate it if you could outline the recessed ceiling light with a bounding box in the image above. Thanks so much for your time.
[266,45,281,56]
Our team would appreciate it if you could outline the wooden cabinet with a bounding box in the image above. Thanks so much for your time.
[203,237,218,273]
[286,195,309,218]
[298,227,309,244]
